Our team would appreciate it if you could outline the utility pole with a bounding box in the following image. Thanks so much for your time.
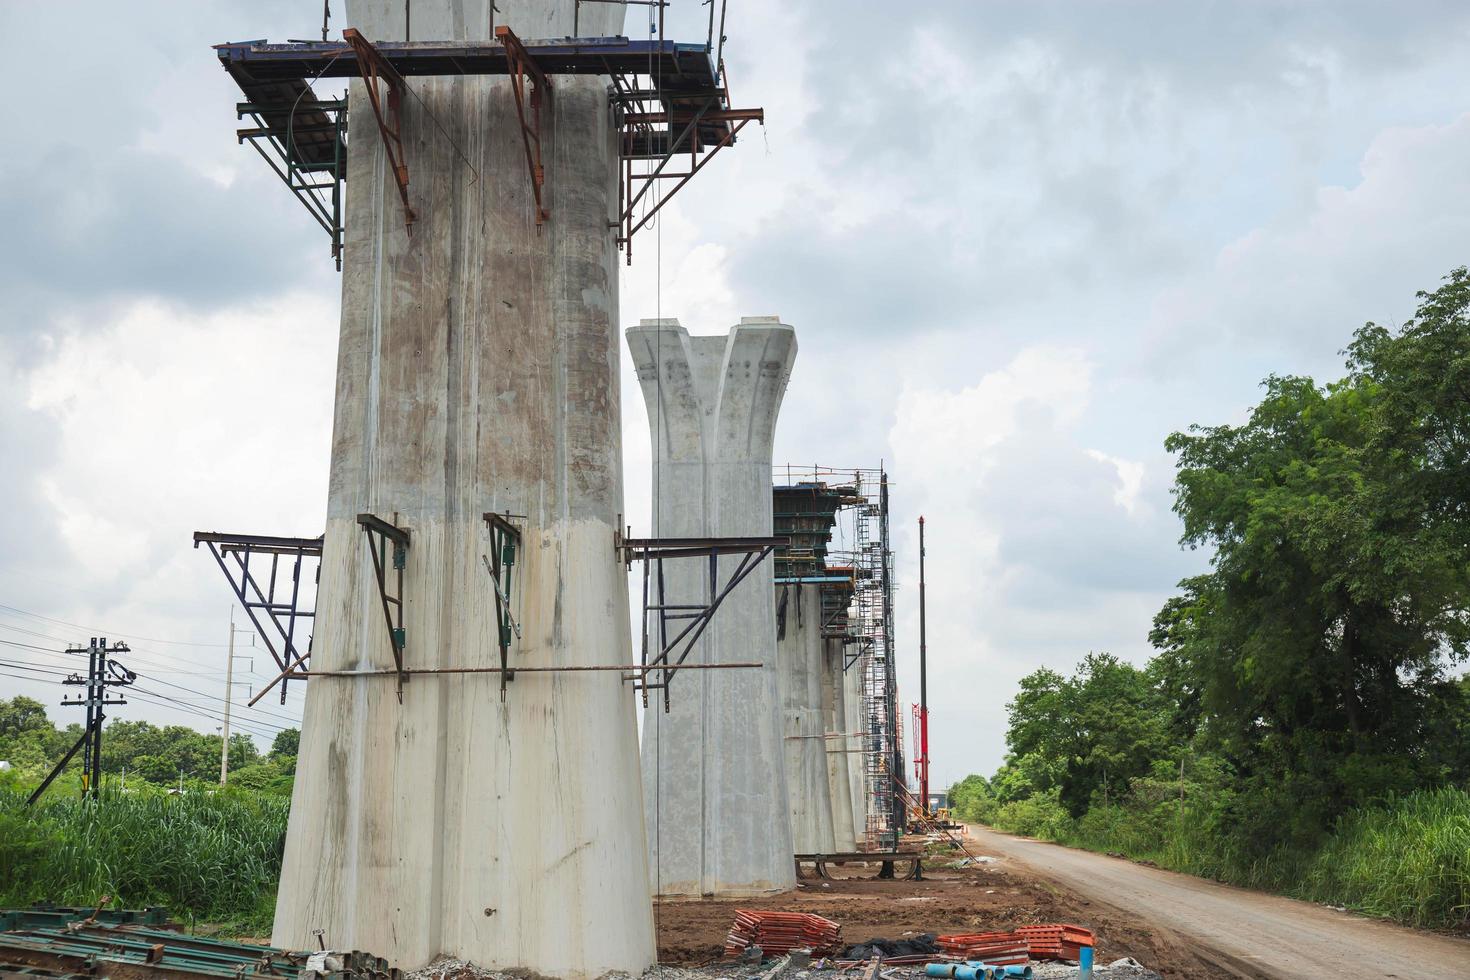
[220,610,255,785]
[28,637,134,804]
[918,515,929,816]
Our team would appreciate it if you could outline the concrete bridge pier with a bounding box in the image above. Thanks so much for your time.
[630,317,798,897]
[272,3,654,976]
[778,583,836,853]
[823,637,859,849]
[844,652,868,842]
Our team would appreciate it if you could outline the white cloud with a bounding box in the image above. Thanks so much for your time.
[887,347,1194,782]
[1086,449,1147,516]
[1143,112,1470,379]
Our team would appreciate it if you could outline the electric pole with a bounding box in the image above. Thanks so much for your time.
[220,610,255,785]
[918,515,929,816]
[28,637,135,804]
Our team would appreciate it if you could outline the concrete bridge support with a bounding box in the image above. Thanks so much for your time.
[630,317,797,897]
[823,638,858,850]
[844,653,868,843]
[272,3,654,976]
[778,584,836,853]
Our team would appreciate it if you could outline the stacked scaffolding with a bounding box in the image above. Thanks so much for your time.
[778,465,903,851]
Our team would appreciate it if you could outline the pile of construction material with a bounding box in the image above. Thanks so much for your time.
[725,911,842,958]
[0,904,402,980]
[934,933,1029,967]
[1015,925,1093,962]
[936,925,1094,966]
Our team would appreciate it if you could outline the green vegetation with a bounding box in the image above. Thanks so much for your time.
[0,697,297,796]
[0,698,298,927]
[0,780,288,930]
[952,268,1470,931]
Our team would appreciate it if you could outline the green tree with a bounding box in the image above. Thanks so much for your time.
[0,697,50,739]
[1155,270,1470,850]
[1004,655,1171,817]
[269,728,299,758]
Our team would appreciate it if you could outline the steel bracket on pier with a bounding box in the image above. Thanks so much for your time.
[343,28,416,233]
[617,532,786,711]
[357,513,411,701]
[234,96,347,269]
[193,531,323,705]
[613,77,763,265]
[482,512,525,699]
[495,26,551,225]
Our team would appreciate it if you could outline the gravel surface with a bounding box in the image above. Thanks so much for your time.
[407,956,1161,980]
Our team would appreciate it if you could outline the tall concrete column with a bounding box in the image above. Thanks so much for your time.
[273,3,654,975]
[630,317,797,897]
[844,654,868,843]
[822,637,857,850]
[778,583,835,854]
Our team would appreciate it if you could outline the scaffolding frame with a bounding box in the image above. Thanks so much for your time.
[214,31,762,265]
[618,532,785,712]
[192,531,323,706]
[770,465,905,850]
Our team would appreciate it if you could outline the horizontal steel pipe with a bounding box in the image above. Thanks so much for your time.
[287,662,763,677]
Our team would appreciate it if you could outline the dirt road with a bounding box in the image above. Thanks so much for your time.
[968,824,1470,979]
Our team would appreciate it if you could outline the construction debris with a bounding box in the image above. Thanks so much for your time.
[935,933,1030,967]
[838,934,939,961]
[1015,926,1095,962]
[0,906,402,980]
[724,911,842,959]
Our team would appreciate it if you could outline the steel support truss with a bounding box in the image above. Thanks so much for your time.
[495,26,551,225]
[235,96,347,269]
[612,68,763,265]
[617,533,786,712]
[481,512,524,699]
[343,28,416,233]
[217,32,761,265]
[356,513,411,701]
[193,531,323,706]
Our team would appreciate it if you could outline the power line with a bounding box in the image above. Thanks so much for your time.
[0,666,286,740]
[0,620,236,675]
[0,603,229,648]
[0,659,74,677]
[127,687,288,738]
[0,621,228,674]
[2,647,303,728]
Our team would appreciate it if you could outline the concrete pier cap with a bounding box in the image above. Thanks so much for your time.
[629,316,798,898]
[273,1,654,977]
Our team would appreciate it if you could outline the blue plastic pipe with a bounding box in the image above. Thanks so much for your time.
[925,965,983,980]
[1079,946,1094,980]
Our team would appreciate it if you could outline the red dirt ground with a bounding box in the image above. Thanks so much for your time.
[653,848,1236,979]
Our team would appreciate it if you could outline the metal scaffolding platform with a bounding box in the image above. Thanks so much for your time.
[772,482,863,639]
[215,31,762,265]
[774,466,906,851]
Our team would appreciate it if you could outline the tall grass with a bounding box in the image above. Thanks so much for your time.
[0,784,288,927]
[984,785,1470,931]
[1297,787,1470,928]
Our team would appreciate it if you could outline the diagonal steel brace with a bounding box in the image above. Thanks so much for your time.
[343,28,416,233]
[495,25,552,224]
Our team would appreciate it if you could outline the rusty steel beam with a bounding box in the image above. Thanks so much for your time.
[621,108,764,126]
[343,28,416,232]
[495,25,552,225]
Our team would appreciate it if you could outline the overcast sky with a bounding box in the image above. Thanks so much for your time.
[2,1,1469,785]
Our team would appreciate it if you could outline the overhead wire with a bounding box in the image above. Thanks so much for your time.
[0,603,228,647]
[0,645,304,728]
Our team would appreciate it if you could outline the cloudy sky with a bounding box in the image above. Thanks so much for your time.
[2,1,1469,784]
